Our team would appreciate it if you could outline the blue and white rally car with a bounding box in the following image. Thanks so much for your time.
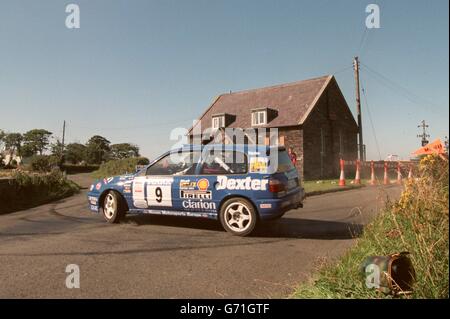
[87,144,305,236]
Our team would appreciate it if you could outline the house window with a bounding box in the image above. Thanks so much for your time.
[252,110,267,126]
[212,116,225,129]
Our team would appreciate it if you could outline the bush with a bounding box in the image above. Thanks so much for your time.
[61,164,100,174]
[293,154,449,299]
[0,170,80,214]
[28,155,59,172]
[91,157,149,179]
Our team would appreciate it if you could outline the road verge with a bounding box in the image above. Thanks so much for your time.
[292,155,449,298]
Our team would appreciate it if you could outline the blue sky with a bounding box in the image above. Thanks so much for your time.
[0,0,448,160]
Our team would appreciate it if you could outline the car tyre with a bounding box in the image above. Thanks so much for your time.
[102,191,126,223]
[219,198,257,236]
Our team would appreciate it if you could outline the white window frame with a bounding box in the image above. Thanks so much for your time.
[212,116,225,129]
[252,110,267,126]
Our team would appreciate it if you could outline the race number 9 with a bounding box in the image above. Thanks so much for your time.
[155,187,162,203]
[146,178,173,207]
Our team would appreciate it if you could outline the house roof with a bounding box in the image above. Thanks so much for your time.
[189,75,335,134]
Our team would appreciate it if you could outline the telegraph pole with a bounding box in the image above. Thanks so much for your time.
[60,120,66,166]
[417,120,430,147]
[353,56,364,161]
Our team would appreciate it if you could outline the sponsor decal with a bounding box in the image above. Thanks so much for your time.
[180,190,212,200]
[134,182,143,193]
[146,178,172,186]
[129,209,216,219]
[260,203,272,209]
[90,205,98,211]
[119,174,133,181]
[216,176,269,191]
[88,196,98,205]
[103,177,114,184]
[182,199,216,211]
[249,157,268,173]
[197,178,209,191]
[180,179,197,189]
[123,183,132,193]
[95,182,102,190]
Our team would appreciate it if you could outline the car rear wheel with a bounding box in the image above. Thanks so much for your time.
[102,191,125,223]
[219,198,257,236]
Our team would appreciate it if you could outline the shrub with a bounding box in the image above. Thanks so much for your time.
[0,170,80,214]
[28,155,59,172]
[91,157,149,179]
[61,164,100,174]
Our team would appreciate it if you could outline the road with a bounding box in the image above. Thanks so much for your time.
[0,174,401,298]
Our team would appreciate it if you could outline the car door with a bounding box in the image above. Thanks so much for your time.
[132,150,201,211]
[193,148,249,215]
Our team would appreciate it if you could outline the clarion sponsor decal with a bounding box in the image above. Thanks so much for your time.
[180,190,212,200]
[182,199,216,211]
[216,176,269,191]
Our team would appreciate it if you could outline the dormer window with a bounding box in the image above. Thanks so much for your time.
[252,110,267,126]
[212,115,225,129]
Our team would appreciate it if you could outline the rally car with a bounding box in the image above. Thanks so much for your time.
[87,144,305,236]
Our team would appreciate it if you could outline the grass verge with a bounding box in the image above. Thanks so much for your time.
[293,155,449,298]
[0,169,80,214]
[304,179,368,195]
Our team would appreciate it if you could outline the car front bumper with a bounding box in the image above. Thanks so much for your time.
[87,192,100,213]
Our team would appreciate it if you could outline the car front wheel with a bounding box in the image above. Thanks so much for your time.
[219,198,257,236]
[102,191,125,223]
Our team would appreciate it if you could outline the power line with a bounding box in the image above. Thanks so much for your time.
[361,84,382,160]
[361,63,444,115]
[357,27,369,57]
[331,65,353,76]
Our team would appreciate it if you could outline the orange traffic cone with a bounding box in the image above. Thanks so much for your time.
[383,162,389,185]
[408,165,413,180]
[397,162,402,185]
[354,160,361,185]
[370,161,376,185]
[339,159,346,186]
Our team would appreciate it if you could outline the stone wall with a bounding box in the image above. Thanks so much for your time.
[302,78,358,180]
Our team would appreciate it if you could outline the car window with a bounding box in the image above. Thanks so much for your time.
[270,150,295,173]
[146,151,201,176]
[200,150,247,175]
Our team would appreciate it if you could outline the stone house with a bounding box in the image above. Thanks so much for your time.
[188,75,358,180]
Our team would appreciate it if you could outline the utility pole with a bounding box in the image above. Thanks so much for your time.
[353,56,364,161]
[60,120,66,166]
[417,120,430,147]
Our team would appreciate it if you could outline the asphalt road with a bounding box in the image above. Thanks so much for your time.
[0,174,401,298]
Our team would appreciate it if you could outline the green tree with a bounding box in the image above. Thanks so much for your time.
[110,143,140,160]
[65,143,87,164]
[22,129,53,156]
[3,133,23,165]
[85,135,111,164]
